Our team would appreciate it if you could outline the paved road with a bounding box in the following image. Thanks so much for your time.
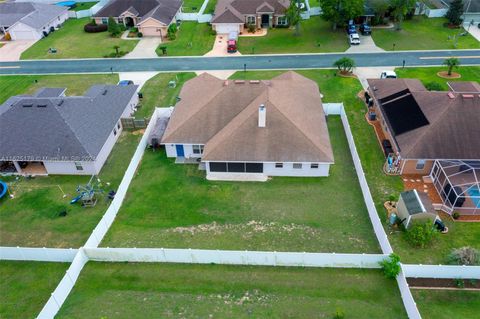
[0,50,479,75]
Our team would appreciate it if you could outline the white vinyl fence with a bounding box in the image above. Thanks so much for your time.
[425,8,448,18]
[0,247,77,262]
[323,104,393,255]
[403,264,480,279]
[396,269,422,319]
[84,248,387,268]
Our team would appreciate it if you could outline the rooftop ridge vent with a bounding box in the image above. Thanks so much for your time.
[37,104,47,108]
[223,80,229,86]
[23,104,33,107]
[102,89,108,95]
[447,92,456,99]
[234,80,245,84]
[462,94,474,99]
[249,80,260,84]
[57,100,64,106]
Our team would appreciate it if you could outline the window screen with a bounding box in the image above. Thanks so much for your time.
[246,163,263,173]
[210,162,227,172]
[228,162,245,172]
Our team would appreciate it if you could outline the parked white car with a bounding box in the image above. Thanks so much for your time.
[349,33,360,45]
[380,71,397,79]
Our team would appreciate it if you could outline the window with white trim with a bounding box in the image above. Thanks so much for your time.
[311,163,319,169]
[277,16,288,26]
[416,160,426,170]
[75,162,83,171]
[293,163,302,169]
[246,16,256,25]
[101,18,108,24]
[192,145,204,154]
[275,163,283,168]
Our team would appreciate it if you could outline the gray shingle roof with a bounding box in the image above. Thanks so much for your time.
[34,88,66,98]
[0,85,138,162]
[0,2,68,29]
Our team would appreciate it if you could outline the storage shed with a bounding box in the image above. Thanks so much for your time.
[397,189,439,228]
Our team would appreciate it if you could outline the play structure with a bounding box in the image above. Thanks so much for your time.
[0,180,8,199]
[70,175,104,208]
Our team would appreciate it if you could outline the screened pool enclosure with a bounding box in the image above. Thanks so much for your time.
[431,160,480,215]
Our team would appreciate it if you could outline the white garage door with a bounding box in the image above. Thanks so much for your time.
[214,24,240,34]
[11,30,37,40]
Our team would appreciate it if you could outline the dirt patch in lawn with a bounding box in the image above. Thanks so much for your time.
[437,71,461,79]
[408,278,480,289]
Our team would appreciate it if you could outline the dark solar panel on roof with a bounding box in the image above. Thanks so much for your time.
[378,88,410,104]
[381,94,429,135]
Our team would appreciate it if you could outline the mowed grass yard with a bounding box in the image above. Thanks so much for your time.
[229,69,479,263]
[182,0,205,12]
[156,22,215,56]
[395,66,480,90]
[372,17,479,51]
[71,2,98,11]
[21,18,138,59]
[135,72,196,119]
[413,289,480,319]
[102,115,380,252]
[238,17,349,54]
[0,261,69,319]
[57,263,406,318]
[0,74,143,248]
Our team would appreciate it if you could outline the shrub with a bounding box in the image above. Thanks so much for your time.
[137,32,143,38]
[107,16,121,37]
[4,32,11,41]
[452,212,460,219]
[454,278,465,288]
[90,18,97,26]
[84,23,108,33]
[333,308,345,319]
[379,253,401,279]
[247,24,256,33]
[405,222,437,248]
[131,27,138,32]
[448,247,480,265]
[168,24,177,40]
[425,82,443,91]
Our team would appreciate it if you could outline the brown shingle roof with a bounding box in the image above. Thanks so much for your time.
[368,79,480,160]
[162,72,334,163]
[447,81,480,93]
[212,0,289,24]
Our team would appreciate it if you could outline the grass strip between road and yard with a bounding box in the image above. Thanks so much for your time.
[57,263,406,318]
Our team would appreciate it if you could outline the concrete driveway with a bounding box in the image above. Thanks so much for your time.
[464,23,480,42]
[124,37,162,58]
[0,40,36,61]
[355,67,396,90]
[346,35,384,53]
[197,34,242,79]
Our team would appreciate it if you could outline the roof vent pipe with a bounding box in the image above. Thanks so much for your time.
[258,104,266,128]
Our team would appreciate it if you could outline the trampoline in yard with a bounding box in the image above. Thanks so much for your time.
[56,1,77,8]
[0,180,8,199]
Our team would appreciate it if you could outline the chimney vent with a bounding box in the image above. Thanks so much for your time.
[249,80,260,84]
[462,94,474,99]
[223,80,229,86]
[447,92,455,99]
[234,80,245,84]
[258,104,266,128]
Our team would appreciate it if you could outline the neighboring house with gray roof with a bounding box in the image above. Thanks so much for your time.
[93,0,182,38]
[161,71,334,181]
[211,0,290,34]
[0,84,139,176]
[0,2,69,40]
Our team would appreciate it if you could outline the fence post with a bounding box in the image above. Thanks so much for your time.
[17,246,25,261]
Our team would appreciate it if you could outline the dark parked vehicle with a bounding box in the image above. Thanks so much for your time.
[118,80,134,86]
[346,24,357,35]
[360,23,371,35]
[382,139,393,157]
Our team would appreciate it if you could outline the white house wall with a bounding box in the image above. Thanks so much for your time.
[93,120,123,174]
[164,143,203,158]
[9,12,69,40]
[43,161,96,175]
[121,93,139,118]
[263,162,330,177]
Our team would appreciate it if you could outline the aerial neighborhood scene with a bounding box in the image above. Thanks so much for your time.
[0,0,479,318]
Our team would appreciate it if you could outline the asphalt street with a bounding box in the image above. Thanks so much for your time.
[0,50,479,75]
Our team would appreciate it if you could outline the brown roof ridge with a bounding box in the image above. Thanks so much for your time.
[256,1,275,12]
[267,85,333,161]
[203,92,267,159]
[161,73,225,142]
[401,92,455,157]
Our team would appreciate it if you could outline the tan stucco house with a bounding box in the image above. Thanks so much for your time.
[93,0,182,38]
[211,0,290,34]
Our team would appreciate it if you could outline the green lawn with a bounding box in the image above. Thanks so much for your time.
[372,17,479,51]
[157,22,215,56]
[135,72,196,119]
[0,73,118,104]
[238,17,349,54]
[102,114,379,252]
[0,73,144,248]
[182,0,205,12]
[413,289,480,319]
[228,70,480,264]
[395,66,480,90]
[21,18,138,59]
[71,2,98,11]
[204,0,217,14]
[0,261,68,319]
[57,263,406,318]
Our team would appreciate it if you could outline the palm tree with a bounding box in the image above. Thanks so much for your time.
[333,57,356,74]
[285,0,301,36]
[443,57,460,76]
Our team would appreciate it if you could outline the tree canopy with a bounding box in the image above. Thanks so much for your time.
[445,0,464,26]
[285,0,302,35]
[319,0,365,30]
[389,0,416,30]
